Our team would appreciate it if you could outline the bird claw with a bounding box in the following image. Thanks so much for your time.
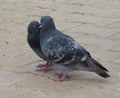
[36,67,52,72]
[36,62,52,72]
[52,73,70,82]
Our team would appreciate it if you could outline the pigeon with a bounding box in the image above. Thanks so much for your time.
[27,21,51,72]
[39,16,110,82]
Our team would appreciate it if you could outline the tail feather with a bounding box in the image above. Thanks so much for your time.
[86,51,110,78]
[95,70,110,78]
[91,58,109,72]
[90,57,110,78]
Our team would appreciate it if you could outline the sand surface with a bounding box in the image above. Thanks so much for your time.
[0,0,120,98]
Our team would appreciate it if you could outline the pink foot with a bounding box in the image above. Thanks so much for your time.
[52,73,70,82]
[37,67,52,72]
[36,62,52,72]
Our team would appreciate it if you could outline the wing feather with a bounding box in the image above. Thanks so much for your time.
[42,36,80,63]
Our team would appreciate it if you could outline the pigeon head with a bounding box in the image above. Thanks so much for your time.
[40,16,56,31]
[27,21,40,35]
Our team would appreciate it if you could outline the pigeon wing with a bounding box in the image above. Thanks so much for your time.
[42,36,81,64]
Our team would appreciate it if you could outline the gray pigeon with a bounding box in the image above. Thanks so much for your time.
[39,16,110,82]
[27,21,51,72]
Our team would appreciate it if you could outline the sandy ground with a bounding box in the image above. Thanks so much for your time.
[0,0,120,98]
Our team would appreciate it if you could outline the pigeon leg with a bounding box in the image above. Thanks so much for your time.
[36,62,52,72]
[52,73,70,82]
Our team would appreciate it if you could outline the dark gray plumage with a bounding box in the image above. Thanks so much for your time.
[39,16,110,81]
[27,21,51,71]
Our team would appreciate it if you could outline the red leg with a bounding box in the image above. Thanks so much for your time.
[59,74,66,82]
[52,73,70,82]
[36,62,52,72]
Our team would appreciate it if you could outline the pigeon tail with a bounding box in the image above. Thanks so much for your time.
[95,71,110,78]
[91,58,109,72]
[91,58,110,78]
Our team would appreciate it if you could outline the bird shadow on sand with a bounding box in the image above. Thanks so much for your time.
[41,70,110,84]
[62,72,110,84]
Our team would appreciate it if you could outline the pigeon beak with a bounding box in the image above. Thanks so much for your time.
[39,25,42,29]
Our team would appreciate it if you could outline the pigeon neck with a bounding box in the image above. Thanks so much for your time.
[41,26,55,32]
[28,33,39,43]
